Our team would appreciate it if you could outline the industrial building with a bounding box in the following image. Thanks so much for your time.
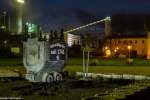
[0,11,24,34]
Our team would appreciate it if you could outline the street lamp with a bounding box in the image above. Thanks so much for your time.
[116,47,119,50]
[127,45,132,59]
[114,47,119,53]
[17,0,25,4]
[106,49,111,57]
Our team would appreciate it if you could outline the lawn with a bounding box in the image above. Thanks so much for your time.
[67,57,150,66]
[0,58,22,66]
[0,58,150,77]
[0,58,150,66]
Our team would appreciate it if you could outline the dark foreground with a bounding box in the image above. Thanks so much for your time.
[0,78,134,100]
[120,87,150,100]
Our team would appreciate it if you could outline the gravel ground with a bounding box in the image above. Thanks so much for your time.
[0,78,133,100]
[120,87,150,100]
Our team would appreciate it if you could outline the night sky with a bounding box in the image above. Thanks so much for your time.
[1,0,150,33]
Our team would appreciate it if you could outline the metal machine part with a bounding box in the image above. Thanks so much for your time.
[23,38,65,83]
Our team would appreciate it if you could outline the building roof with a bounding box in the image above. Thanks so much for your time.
[108,34,147,39]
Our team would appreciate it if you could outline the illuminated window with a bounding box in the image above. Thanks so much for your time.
[67,33,80,47]
[11,47,20,54]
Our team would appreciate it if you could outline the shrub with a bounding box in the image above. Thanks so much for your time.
[90,59,99,66]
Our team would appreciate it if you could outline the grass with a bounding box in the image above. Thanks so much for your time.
[0,58,150,77]
[64,65,150,76]
[0,57,150,66]
[67,57,150,66]
[0,58,22,66]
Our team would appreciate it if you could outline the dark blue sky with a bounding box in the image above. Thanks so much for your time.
[1,0,150,31]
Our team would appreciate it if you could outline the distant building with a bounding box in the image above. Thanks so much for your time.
[103,34,150,58]
[147,32,150,59]
[0,32,22,57]
[0,9,25,34]
[67,33,80,47]
[9,14,18,34]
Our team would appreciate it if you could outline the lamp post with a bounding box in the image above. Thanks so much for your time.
[127,45,132,59]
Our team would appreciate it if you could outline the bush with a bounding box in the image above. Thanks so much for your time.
[68,72,76,79]
[126,58,134,64]
[90,59,99,66]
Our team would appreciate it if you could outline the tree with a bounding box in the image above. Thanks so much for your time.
[60,28,65,43]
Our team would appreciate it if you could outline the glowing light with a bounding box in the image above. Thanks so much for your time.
[4,40,7,44]
[106,49,111,56]
[104,46,109,50]
[26,22,38,33]
[114,47,119,53]
[67,33,80,47]
[116,47,119,50]
[105,16,111,21]
[11,47,20,54]
[1,26,6,29]
[17,0,25,4]
[127,45,132,59]
[127,45,132,50]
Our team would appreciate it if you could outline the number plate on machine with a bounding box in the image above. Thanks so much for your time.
[49,43,65,61]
